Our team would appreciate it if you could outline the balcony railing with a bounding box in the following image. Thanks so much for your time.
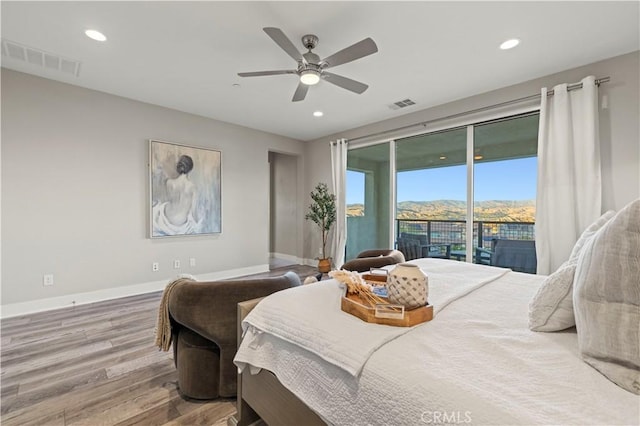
[396,219,535,252]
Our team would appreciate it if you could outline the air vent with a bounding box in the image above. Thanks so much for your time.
[388,98,416,110]
[1,39,81,77]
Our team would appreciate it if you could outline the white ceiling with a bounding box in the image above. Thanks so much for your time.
[2,1,638,142]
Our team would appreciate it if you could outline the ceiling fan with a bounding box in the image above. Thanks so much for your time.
[238,27,378,102]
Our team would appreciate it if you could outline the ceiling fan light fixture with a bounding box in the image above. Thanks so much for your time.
[300,70,320,85]
[238,27,377,101]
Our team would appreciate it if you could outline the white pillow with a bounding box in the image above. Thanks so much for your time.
[568,210,616,262]
[574,199,640,394]
[528,261,576,331]
[529,210,615,331]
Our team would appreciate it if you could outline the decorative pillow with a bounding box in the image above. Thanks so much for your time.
[568,210,616,262]
[529,210,615,331]
[528,261,576,331]
[573,199,640,394]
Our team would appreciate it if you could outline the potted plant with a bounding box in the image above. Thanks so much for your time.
[305,183,337,273]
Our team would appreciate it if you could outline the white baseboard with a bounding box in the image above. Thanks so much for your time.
[269,252,303,265]
[0,264,269,319]
[269,253,321,269]
[303,258,319,267]
[194,264,269,282]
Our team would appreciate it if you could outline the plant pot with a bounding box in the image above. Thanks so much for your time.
[317,258,331,273]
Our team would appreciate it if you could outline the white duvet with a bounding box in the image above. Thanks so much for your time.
[234,259,640,425]
[237,259,509,376]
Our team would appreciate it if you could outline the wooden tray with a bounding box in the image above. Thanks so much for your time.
[341,293,433,327]
[361,273,387,285]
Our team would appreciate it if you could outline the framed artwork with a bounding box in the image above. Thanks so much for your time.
[149,140,221,237]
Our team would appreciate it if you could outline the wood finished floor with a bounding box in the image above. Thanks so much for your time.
[0,265,319,426]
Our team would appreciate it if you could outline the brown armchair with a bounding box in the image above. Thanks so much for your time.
[168,272,301,399]
[340,249,406,272]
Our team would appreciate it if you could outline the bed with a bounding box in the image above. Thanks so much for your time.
[231,258,640,425]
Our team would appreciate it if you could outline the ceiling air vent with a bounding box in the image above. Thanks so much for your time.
[388,98,416,110]
[1,39,81,77]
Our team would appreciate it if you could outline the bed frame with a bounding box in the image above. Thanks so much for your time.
[228,298,325,426]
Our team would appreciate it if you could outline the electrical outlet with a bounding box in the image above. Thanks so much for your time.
[152,262,159,272]
[189,258,196,267]
[173,260,181,269]
[43,274,54,286]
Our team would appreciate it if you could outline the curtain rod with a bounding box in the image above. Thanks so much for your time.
[346,76,610,144]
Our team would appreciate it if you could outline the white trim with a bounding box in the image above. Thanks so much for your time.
[269,252,304,265]
[389,140,397,248]
[191,264,269,282]
[302,258,319,267]
[466,125,475,262]
[0,264,269,319]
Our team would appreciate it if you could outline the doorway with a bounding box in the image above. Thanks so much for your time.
[269,151,299,269]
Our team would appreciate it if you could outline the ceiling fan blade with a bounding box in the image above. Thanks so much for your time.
[322,72,369,94]
[321,38,378,68]
[292,82,309,102]
[237,70,296,77]
[263,27,303,63]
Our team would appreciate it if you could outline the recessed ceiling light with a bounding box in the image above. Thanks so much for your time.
[232,83,241,88]
[474,154,484,160]
[500,38,520,50]
[313,111,324,117]
[85,30,107,42]
[439,155,447,160]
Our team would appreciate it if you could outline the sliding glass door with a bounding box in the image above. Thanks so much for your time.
[473,113,538,270]
[345,143,391,261]
[395,128,468,260]
[344,112,539,272]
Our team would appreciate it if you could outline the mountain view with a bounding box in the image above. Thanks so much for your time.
[347,199,535,222]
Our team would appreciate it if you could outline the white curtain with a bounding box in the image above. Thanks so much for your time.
[536,75,601,274]
[331,138,348,268]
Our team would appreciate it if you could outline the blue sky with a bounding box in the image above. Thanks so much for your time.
[347,157,537,204]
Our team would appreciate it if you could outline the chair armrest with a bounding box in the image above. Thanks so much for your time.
[475,247,492,265]
[342,257,394,272]
[356,249,393,258]
[169,272,300,348]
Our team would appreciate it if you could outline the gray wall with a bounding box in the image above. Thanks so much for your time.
[1,69,304,307]
[303,51,640,261]
[2,50,639,307]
